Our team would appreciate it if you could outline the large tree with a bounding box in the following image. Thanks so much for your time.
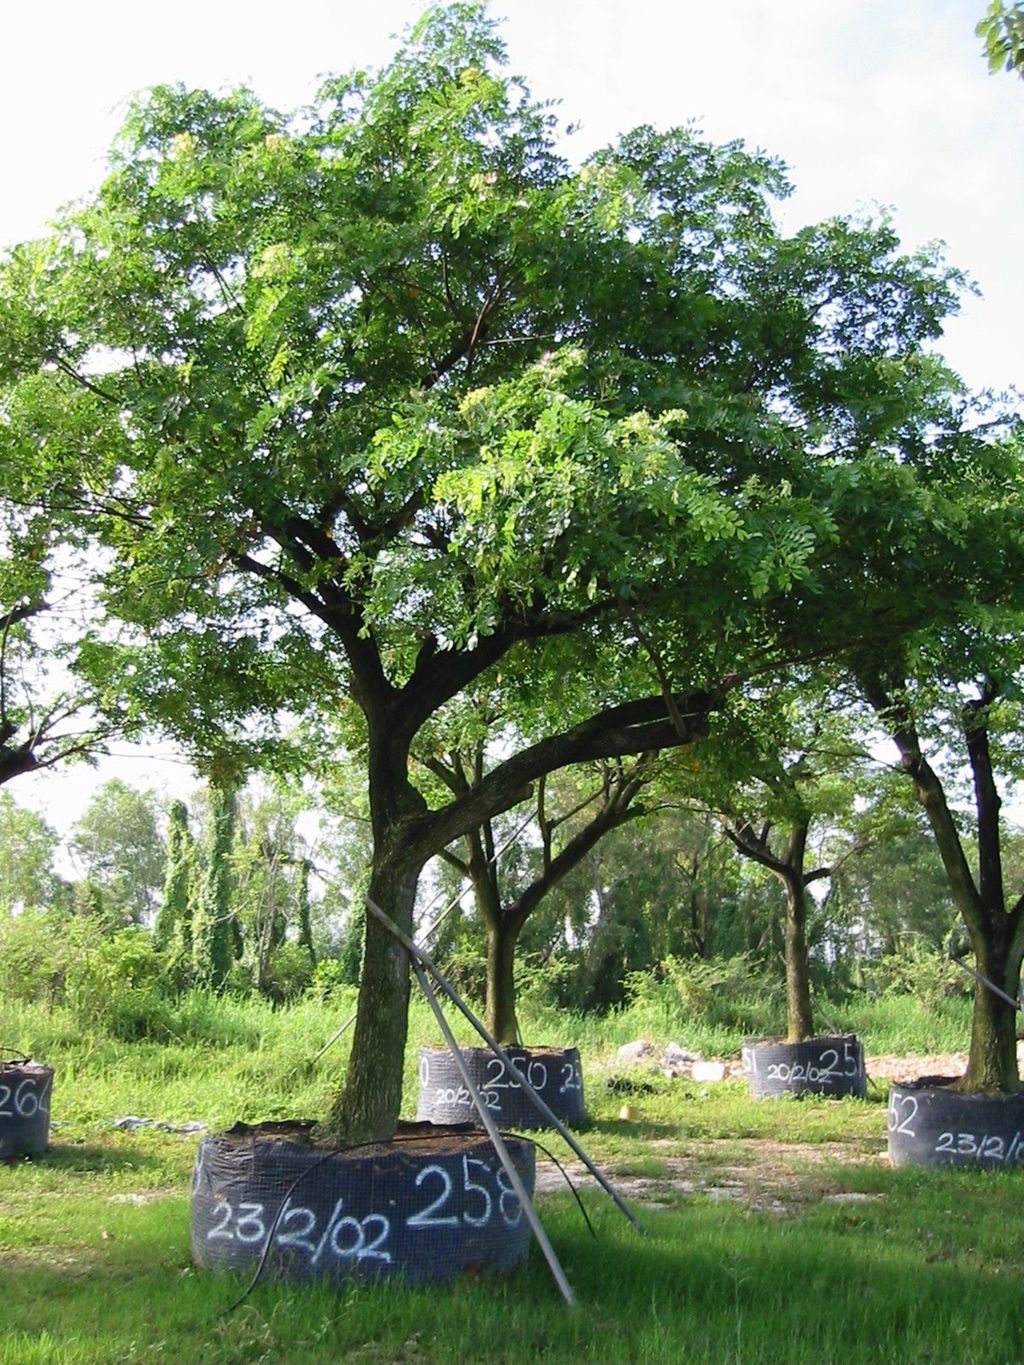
[858,614,1024,1093]
[0,6,993,1140]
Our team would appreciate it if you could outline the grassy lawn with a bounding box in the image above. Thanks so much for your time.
[3,991,1020,1364]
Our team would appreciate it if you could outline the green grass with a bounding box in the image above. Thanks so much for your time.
[5,1146,1024,1364]
[2,987,1009,1364]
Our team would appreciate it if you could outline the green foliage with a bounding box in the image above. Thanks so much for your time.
[309,956,348,999]
[154,798,193,962]
[626,953,784,1034]
[978,0,1024,76]
[295,857,315,966]
[64,926,172,1041]
[230,782,304,995]
[830,821,958,955]
[860,937,971,1013]
[0,907,73,1004]
[153,797,193,950]
[0,492,122,787]
[0,910,173,1041]
[258,940,316,1002]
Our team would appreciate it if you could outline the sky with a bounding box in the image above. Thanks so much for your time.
[3,0,1022,835]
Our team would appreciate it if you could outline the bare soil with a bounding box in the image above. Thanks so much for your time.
[537,1051,982,1215]
[217,1118,534,1157]
[536,1139,887,1216]
[864,1051,968,1082]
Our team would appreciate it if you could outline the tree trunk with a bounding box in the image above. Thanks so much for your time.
[958,925,1021,1093]
[784,876,815,1043]
[486,916,521,1045]
[319,850,423,1143]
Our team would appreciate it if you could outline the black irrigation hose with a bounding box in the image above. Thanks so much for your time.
[216,1143,341,1318]
[512,1133,597,1241]
[217,1126,595,1317]
[1,1048,31,1066]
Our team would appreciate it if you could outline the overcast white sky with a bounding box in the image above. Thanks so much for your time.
[4,0,1022,831]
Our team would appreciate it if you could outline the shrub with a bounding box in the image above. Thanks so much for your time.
[626,953,783,1027]
[310,957,347,1000]
[0,908,73,1004]
[64,925,174,1040]
[860,938,970,1012]
[262,942,315,1003]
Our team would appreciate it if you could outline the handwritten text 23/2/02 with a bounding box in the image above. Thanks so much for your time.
[205,1153,525,1266]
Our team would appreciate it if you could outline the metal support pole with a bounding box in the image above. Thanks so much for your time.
[413,959,576,1306]
[306,811,536,1069]
[950,955,1022,1011]
[364,895,647,1235]
[307,1009,358,1067]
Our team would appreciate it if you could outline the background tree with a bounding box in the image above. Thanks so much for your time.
[68,779,165,926]
[562,807,765,1011]
[708,705,872,1043]
[231,780,314,997]
[153,798,193,956]
[0,793,65,913]
[295,857,317,969]
[430,744,655,1043]
[827,801,958,961]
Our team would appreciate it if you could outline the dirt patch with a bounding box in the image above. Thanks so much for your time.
[0,1246,111,1276]
[536,1138,886,1216]
[865,1052,968,1082]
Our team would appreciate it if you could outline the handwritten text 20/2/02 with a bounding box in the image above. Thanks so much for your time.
[742,1041,860,1088]
[422,1053,582,1112]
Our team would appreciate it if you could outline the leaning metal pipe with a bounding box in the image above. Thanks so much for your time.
[364,894,647,1235]
[412,958,576,1306]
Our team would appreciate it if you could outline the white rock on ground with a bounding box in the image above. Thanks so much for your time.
[690,1061,727,1083]
[616,1040,656,1064]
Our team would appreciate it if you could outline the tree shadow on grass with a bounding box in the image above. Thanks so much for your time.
[4,1140,170,1175]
